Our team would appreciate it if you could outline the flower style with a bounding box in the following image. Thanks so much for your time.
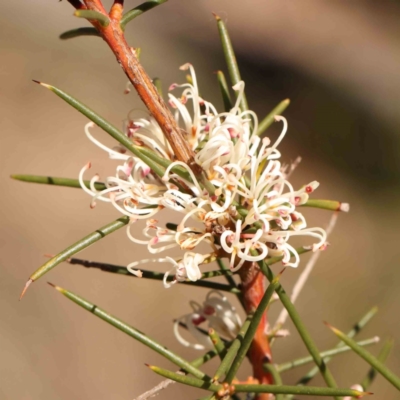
[79,63,330,283]
[174,291,242,350]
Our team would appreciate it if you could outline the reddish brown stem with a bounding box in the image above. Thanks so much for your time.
[239,262,274,398]
[71,1,200,174]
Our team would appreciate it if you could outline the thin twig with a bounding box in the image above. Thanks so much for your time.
[133,378,175,400]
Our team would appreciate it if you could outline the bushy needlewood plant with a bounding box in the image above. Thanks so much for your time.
[14,1,400,399]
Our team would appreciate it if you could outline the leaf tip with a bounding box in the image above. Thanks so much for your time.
[47,282,63,293]
[212,12,221,21]
[19,279,33,301]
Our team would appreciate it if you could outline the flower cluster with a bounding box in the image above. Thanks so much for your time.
[174,291,242,350]
[79,63,327,285]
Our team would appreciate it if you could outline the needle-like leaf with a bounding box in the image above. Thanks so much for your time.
[32,81,166,178]
[254,252,340,398]
[74,10,110,27]
[214,14,248,112]
[257,99,290,136]
[326,322,400,390]
[224,273,282,383]
[67,258,240,293]
[295,306,378,386]
[216,70,233,112]
[233,383,370,397]
[49,283,208,380]
[276,337,380,373]
[120,0,168,30]
[147,364,220,392]
[301,199,350,212]
[361,338,393,390]
[59,27,100,40]
[11,174,106,191]
[19,217,129,299]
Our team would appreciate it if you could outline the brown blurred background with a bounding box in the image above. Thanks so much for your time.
[1,1,400,399]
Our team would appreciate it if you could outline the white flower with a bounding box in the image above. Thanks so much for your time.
[80,63,331,282]
[174,291,242,350]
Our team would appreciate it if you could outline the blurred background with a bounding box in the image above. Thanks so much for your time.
[1,0,400,399]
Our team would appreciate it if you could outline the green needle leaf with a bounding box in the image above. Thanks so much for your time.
[216,70,233,112]
[213,319,251,382]
[33,81,166,178]
[74,10,110,27]
[19,217,129,299]
[296,306,378,386]
[11,174,106,191]
[67,258,240,293]
[49,283,208,380]
[257,99,290,136]
[276,337,380,373]
[120,0,168,30]
[263,364,284,400]
[301,199,350,212]
[225,273,282,383]
[214,14,248,112]
[326,322,400,390]
[361,338,394,390]
[208,328,226,360]
[254,252,340,398]
[233,383,369,397]
[147,364,220,392]
[59,27,101,40]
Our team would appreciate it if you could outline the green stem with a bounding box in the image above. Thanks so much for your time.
[225,275,281,383]
[50,283,208,380]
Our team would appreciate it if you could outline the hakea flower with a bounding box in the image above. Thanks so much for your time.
[174,291,242,350]
[80,62,330,283]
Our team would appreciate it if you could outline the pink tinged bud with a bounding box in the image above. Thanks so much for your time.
[228,128,238,138]
[168,83,178,91]
[150,237,159,245]
[141,167,151,178]
[90,201,97,209]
